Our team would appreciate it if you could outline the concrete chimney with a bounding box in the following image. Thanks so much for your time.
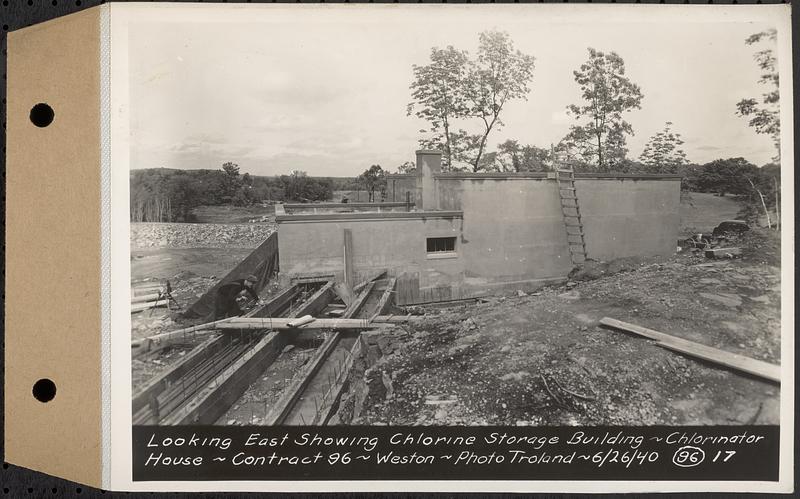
[415,149,442,210]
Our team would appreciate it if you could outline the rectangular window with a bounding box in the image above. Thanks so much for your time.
[426,237,456,253]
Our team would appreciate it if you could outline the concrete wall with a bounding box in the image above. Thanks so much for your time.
[436,175,574,294]
[576,177,680,260]
[277,214,466,302]
[277,151,681,304]
[386,175,416,203]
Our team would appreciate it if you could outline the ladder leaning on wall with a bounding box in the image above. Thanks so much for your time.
[553,156,588,265]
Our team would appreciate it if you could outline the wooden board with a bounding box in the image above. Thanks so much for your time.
[656,340,780,384]
[396,271,420,305]
[599,317,780,383]
[262,332,340,425]
[245,285,299,319]
[352,269,387,293]
[131,335,228,415]
[219,318,380,331]
[343,229,354,286]
[130,299,168,313]
[163,331,289,425]
[287,282,334,318]
[345,281,376,318]
[370,277,397,320]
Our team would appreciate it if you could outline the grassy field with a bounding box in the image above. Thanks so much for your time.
[192,204,275,223]
[679,192,743,235]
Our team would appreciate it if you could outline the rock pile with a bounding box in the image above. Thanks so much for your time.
[131,222,276,249]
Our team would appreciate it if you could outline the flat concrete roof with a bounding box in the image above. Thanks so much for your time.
[276,210,464,223]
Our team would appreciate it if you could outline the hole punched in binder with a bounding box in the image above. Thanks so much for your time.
[29,103,54,128]
[32,378,57,403]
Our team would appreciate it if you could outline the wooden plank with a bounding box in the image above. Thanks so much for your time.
[131,299,168,313]
[131,293,163,303]
[656,340,780,384]
[343,229,354,287]
[219,317,381,331]
[369,278,397,320]
[372,315,424,323]
[345,281,376,318]
[314,338,362,425]
[131,335,229,415]
[352,269,388,293]
[132,318,234,354]
[163,331,289,425]
[244,284,299,318]
[599,317,780,383]
[287,282,334,318]
[262,332,340,425]
[599,317,680,343]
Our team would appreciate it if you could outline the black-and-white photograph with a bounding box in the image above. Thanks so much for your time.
[128,5,788,435]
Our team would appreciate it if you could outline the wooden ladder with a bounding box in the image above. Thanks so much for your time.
[554,161,587,265]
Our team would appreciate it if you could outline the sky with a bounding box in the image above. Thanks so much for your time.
[126,5,780,176]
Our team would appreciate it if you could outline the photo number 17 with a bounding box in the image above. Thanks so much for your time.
[672,447,736,467]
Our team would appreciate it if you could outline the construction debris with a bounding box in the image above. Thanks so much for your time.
[705,247,742,259]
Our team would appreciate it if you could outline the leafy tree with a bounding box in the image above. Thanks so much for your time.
[358,164,387,202]
[408,31,535,172]
[221,161,243,197]
[496,140,552,172]
[459,31,536,171]
[564,48,643,171]
[407,46,470,170]
[639,122,688,173]
[396,161,416,174]
[736,29,780,162]
[695,157,759,196]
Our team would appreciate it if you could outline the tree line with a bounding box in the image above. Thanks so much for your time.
[130,165,334,222]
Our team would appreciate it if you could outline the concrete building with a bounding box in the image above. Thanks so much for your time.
[276,150,681,305]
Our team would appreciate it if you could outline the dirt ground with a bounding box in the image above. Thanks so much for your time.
[352,228,781,426]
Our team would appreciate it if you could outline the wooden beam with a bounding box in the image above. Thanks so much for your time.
[314,337,362,425]
[343,229,354,287]
[599,317,780,383]
[219,317,381,331]
[244,284,299,318]
[131,299,168,313]
[345,281,376,318]
[369,277,397,320]
[353,269,387,293]
[262,332,340,425]
[132,335,228,415]
[163,331,290,425]
[372,314,424,323]
[132,318,232,354]
[287,282,334,318]
[131,293,163,303]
